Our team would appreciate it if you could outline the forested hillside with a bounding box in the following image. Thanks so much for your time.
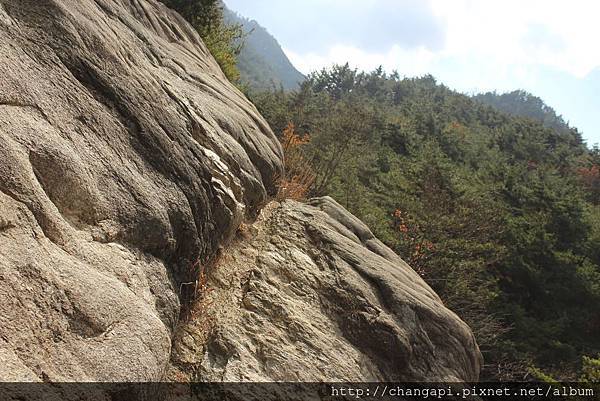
[250,65,600,380]
[473,90,576,137]
[223,7,305,90]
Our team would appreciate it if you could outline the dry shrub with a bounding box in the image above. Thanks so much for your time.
[186,266,213,323]
[276,122,316,201]
[237,222,251,240]
[179,249,222,322]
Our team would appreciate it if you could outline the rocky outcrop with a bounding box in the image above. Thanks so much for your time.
[0,0,481,386]
[171,198,482,382]
[0,0,281,381]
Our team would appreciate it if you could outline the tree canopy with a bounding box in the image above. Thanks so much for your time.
[159,0,243,82]
[251,65,600,381]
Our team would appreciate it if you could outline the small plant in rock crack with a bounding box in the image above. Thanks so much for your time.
[180,258,213,321]
[187,267,214,324]
[179,247,226,322]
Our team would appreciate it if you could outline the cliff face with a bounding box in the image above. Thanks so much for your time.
[0,0,281,381]
[0,0,480,383]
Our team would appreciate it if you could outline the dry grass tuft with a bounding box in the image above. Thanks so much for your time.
[275,122,315,201]
[179,249,223,322]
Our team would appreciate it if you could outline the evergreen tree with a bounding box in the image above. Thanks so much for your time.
[160,0,243,82]
[251,65,600,380]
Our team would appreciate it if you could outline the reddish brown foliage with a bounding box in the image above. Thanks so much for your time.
[578,165,600,185]
[577,165,600,203]
[391,208,435,276]
[276,123,316,201]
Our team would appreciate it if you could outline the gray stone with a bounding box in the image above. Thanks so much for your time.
[0,0,281,382]
[171,199,482,383]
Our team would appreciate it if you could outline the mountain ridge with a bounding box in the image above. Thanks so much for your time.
[472,89,580,138]
[223,4,305,90]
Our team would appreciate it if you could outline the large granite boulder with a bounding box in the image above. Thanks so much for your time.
[0,0,281,381]
[171,198,482,382]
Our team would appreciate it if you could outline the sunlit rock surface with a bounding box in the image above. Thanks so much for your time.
[0,0,281,381]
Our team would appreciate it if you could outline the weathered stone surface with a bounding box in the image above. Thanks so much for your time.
[0,0,281,381]
[171,198,482,382]
[0,0,481,386]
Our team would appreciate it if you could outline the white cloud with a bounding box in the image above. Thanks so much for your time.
[285,0,600,79]
[277,0,600,144]
[284,45,438,76]
[430,0,600,78]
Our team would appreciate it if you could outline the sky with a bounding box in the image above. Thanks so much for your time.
[224,0,599,146]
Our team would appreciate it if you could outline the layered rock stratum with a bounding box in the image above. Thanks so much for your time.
[0,0,481,388]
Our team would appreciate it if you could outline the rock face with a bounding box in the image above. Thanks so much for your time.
[171,198,482,382]
[0,0,281,381]
[0,0,481,385]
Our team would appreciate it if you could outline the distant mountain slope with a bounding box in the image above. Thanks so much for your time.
[473,90,576,136]
[223,6,305,91]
